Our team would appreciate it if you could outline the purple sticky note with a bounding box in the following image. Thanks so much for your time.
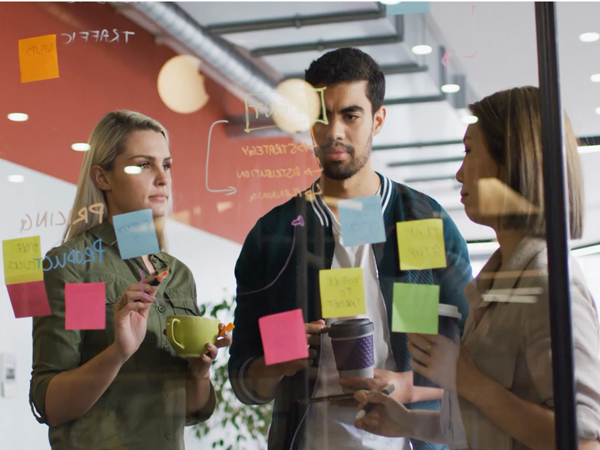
[65,283,106,330]
[6,280,51,318]
[259,309,308,366]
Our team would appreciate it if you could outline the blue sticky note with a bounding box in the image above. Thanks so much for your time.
[338,195,386,247]
[113,209,160,259]
[386,2,430,16]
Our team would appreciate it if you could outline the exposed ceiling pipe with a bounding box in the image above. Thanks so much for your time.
[128,2,277,103]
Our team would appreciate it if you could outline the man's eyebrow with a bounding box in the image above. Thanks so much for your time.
[324,105,365,115]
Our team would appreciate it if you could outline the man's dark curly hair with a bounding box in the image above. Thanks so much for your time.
[304,47,385,115]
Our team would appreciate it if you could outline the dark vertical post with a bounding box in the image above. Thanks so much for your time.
[534,2,578,448]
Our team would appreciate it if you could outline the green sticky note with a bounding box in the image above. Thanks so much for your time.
[396,218,447,271]
[392,283,439,334]
[319,268,366,318]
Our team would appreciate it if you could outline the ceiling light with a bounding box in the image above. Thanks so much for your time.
[580,32,599,42]
[8,175,25,183]
[578,145,600,154]
[591,74,600,82]
[7,113,28,122]
[124,166,142,174]
[71,143,90,151]
[461,115,478,124]
[595,107,600,115]
[441,84,460,94]
[380,0,402,5]
[412,44,432,55]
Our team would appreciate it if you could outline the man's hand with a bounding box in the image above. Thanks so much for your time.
[247,319,327,399]
[333,369,410,407]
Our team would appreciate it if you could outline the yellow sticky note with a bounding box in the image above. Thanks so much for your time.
[396,219,446,271]
[18,34,60,83]
[2,236,44,285]
[319,268,366,318]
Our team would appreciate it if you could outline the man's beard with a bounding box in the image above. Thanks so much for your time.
[317,136,372,181]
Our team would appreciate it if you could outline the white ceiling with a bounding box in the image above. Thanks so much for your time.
[170,1,600,247]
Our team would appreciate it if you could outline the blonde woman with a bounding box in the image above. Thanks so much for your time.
[353,87,600,449]
[30,111,231,449]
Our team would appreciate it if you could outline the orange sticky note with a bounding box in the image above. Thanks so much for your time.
[18,34,60,83]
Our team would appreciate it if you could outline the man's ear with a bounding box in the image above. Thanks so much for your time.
[90,165,110,191]
[373,106,386,136]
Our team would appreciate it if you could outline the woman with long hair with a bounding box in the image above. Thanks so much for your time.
[353,87,600,449]
[30,111,231,449]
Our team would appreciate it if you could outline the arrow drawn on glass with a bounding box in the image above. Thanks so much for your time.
[206,119,237,196]
[440,4,477,66]
[238,215,304,296]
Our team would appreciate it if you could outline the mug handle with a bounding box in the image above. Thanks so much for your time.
[169,318,185,350]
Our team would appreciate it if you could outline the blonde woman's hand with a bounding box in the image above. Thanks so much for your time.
[112,276,157,361]
[187,323,232,379]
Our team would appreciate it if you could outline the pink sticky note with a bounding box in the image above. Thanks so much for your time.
[259,309,308,366]
[6,280,51,318]
[65,283,106,330]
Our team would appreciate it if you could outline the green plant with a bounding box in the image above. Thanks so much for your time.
[194,294,273,450]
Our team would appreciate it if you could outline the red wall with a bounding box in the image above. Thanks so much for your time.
[0,2,320,244]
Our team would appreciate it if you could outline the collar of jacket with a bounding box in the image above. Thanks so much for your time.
[308,171,394,228]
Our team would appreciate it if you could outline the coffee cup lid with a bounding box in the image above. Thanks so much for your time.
[438,304,462,320]
[328,318,374,339]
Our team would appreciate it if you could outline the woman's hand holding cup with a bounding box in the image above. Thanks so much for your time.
[112,276,158,361]
[187,323,232,380]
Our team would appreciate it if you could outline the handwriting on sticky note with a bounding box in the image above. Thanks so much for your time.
[396,219,446,271]
[18,34,59,83]
[3,236,44,285]
[6,280,51,319]
[391,283,439,334]
[65,283,106,330]
[339,195,386,247]
[319,268,366,318]
[259,309,308,366]
[113,209,160,260]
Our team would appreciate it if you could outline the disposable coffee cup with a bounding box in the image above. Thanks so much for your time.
[413,304,462,388]
[329,318,375,393]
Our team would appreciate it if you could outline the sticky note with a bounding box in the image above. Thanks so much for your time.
[391,283,439,334]
[396,219,446,271]
[386,2,430,16]
[259,309,308,366]
[6,280,51,319]
[113,209,160,259]
[65,283,106,330]
[319,268,366,318]
[18,34,60,83]
[338,195,386,247]
[2,236,44,285]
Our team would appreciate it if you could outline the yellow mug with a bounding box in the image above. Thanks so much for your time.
[165,315,220,357]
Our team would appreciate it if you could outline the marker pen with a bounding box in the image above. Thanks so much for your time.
[150,270,168,286]
[355,384,395,420]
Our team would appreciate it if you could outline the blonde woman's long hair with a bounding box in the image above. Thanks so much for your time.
[63,110,172,250]
[469,86,584,239]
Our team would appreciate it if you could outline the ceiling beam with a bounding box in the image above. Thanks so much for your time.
[383,94,445,106]
[387,155,463,168]
[206,3,387,34]
[250,15,403,57]
[283,62,428,80]
[373,139,463,151]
